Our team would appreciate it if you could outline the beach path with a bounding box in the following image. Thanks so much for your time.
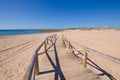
[35,37,101,80]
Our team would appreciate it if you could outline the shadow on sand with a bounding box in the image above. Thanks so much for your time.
[39,39,116,80]
[72,49,116,80]
[39,41,66,80]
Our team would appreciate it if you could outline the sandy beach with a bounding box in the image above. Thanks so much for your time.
[62,29,120,58]
[0,33,50,80]
[62,29,120,79]
[0,30,120,80]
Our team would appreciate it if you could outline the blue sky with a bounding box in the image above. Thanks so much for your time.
[0,0,120,29]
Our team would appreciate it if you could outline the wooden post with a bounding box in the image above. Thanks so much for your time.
[63,40,65,46]
[51,35,53,41]
[62,38,65,45]
[47,38,50,45]
[50,39,53,44]
[35,55,39,75]
[62,34,64,40]
[49,36,52,43]
[49,36,51,42]
[83,50,88,68]
[46,39,48,45]
[48,37,51,44]
[62,35,65,46]
[44,41,47,52]
[53,35,55,41]
[68,41,71,50]
[54,35,56,40]
[55,34,57,40]
[71,47,74,54]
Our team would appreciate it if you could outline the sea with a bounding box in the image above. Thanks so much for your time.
[0,29,42,37]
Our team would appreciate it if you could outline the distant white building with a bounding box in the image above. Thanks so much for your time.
[104,25,108,28]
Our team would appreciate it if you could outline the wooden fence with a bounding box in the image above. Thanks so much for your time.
[24,34,57,80]
[62,35,120,80]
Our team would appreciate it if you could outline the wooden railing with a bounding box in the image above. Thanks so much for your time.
[24,34,57,80]
[62,35,120,80]
[62,35,88,68]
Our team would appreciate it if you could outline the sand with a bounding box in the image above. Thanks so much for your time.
[62,29,120,79]
[0,30,120,80]
[62,30,120,58]
[0,33,50,80]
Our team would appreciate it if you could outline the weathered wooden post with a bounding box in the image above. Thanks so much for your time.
[62,35,65,46]
[68,41,71,50]
[46,38,49,45]
[44,40,47,52]
[51,35,53,41]
[35,55,39,75]
[50,38,53,44]
[49,37,51,44]
[55,34,57,39]
[83,50,88,68]
[63,40,65,46]
[49,36,51,42]
[62,34,63,40]
[50,35,53,43]
[53,35,55,41]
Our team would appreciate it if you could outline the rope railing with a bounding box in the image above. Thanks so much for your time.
[24,34,57,80]
[62,35,120,80]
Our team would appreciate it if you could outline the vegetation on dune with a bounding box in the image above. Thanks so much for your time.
[39,28,120,33]
[65,27,120,31]
[40,29,63,33]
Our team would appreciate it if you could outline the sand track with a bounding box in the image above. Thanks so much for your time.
[0,40,35,53]
[0,34,47,80]
[0,40,38,63]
